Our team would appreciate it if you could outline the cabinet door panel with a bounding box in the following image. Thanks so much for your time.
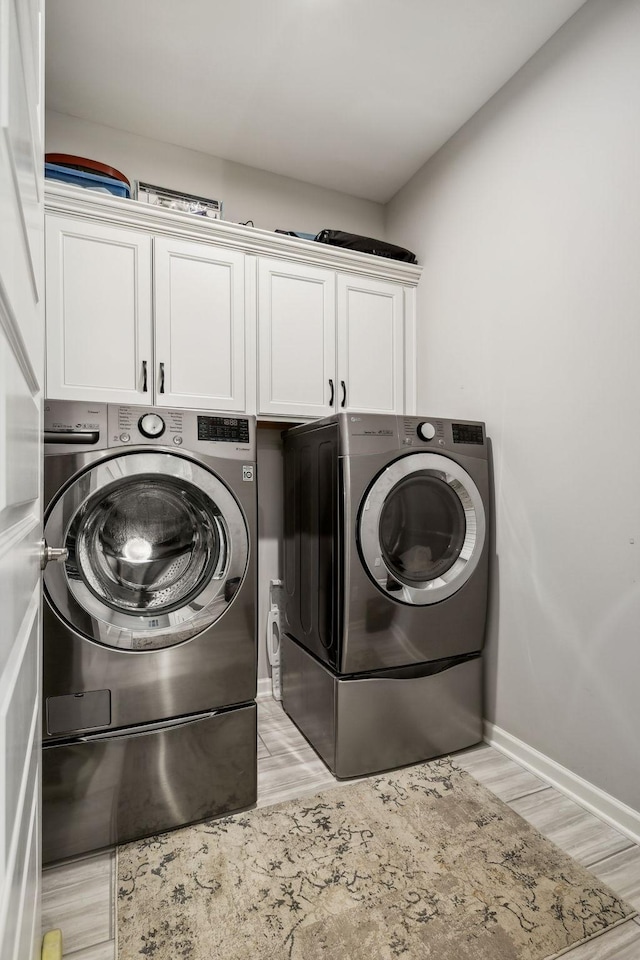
[45,217,152,403]
[258,259,335,418]
[337,275,404,415]
[154,239,245,411]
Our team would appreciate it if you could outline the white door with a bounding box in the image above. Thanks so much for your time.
[0,0,44,957]
[337,274,404,414]
[154,238,246,411]
[45,216,153,404]
[258,258,336,418]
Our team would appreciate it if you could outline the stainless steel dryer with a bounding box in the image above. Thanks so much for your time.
[282,413,490,778]
[42,400,257,863]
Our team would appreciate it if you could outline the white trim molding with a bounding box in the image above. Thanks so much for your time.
[45,183,422,286]
[485,721,640,846]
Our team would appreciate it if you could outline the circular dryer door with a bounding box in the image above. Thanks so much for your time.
[44,452,249,649]
[358,452,486,605]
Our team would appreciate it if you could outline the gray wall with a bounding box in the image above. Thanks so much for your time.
[46,110,385,236]
[386,0,640,811]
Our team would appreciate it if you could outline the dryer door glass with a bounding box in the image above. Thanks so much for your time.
[43,452,250,650]
[358,452,486,606]
[379,473,466,584]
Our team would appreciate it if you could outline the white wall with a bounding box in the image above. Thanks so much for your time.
[386,0,640,812]
[45,110,385,237]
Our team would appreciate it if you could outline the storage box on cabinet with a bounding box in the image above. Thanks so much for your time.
[45,217,247,411]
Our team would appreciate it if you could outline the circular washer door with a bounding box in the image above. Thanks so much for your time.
[358,452,486,605]
[44,451,249,650]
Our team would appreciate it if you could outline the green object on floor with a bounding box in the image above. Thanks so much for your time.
[42,929,63,960]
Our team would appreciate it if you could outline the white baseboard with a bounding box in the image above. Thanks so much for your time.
[484,721,640,846]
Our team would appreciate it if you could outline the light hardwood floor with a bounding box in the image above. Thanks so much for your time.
[41,697,640,959]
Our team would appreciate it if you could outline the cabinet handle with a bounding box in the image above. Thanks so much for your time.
[159,362,165,394]
[341,380,347,408]
[142,360,148,392]
[328,379,334,406]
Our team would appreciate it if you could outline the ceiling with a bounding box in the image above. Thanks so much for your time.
[45,0,589,204]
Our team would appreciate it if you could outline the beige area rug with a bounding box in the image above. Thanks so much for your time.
[117,757,635,960]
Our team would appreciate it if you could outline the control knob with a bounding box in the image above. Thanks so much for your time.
[417,421,436,441]
[138,413,166,439]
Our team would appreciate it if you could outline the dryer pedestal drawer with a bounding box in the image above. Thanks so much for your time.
[282,634,482,780]
[42,702,257,865]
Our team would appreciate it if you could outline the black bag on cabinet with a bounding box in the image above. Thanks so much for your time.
[314,229,418,264]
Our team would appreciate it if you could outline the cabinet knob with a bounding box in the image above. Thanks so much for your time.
[341,380,347,408]
[328,379,334,406]
[142,360,148,392]
[159,362,165,394]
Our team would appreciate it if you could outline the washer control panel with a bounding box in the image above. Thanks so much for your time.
[107,405,254,458]
[113,406,183,444]
[138,413,166,439]
[44,401,255,458]
[416,421,436,441]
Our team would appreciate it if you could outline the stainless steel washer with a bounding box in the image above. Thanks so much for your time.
[282,413,491,778]
[42,400,257,863]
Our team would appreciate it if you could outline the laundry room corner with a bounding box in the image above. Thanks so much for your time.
[385,0,640,823]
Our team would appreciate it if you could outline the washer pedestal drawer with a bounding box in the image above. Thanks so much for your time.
[43,702,256,865]
[282,634,482,780]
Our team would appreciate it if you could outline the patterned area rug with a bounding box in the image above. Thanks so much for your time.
[117,757,634,960]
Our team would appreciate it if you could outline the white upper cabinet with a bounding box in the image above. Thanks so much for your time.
[336,275,404,415]
[154,238,245,411]
[44,185,422,418]
[258,259,336,419]
[45,218,247,410]
[46,215,153,404]
[257,266,410,418]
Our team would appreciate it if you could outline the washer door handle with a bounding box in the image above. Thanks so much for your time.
[40,539,68,570]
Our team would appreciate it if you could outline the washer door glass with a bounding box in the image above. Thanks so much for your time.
[358,452,486,606]
[44,452,250,650]
[74,476,224,615]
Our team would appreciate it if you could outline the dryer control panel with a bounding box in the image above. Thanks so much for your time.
[401,416,486,455]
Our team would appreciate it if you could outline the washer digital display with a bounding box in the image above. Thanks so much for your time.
[197,416,250,443]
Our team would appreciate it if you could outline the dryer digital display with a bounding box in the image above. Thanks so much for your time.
[452,423,484,445]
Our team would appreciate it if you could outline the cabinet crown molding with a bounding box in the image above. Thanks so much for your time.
[45,183,422,285]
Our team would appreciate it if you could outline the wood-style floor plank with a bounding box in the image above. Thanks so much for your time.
[256,747,337,809]
[509,787,634,866]
[41,850,114,954]
[453,742,550,801]
[589,846,640,911]
[558,919,640,959]
[66,941,116,960]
